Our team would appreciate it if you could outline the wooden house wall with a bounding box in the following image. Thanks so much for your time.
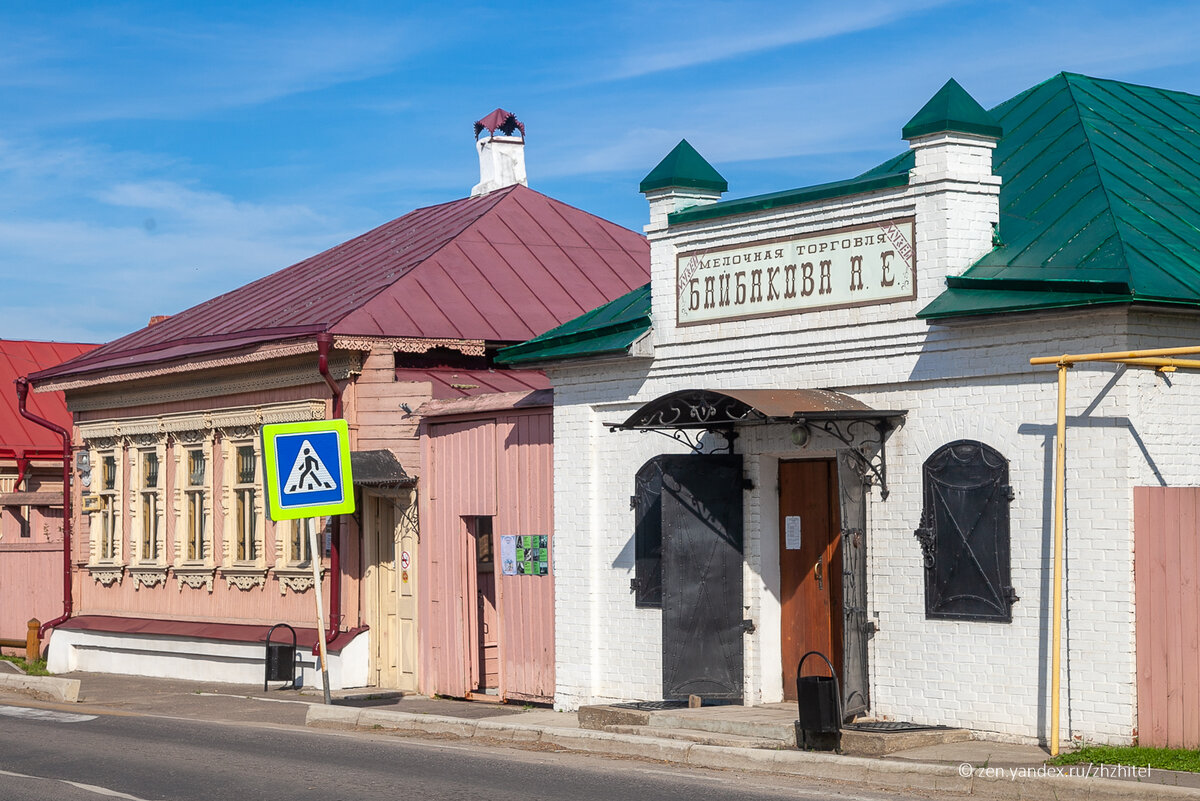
[418,407,554,702]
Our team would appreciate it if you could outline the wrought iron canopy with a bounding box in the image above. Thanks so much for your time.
[608,388,907,498]
[609,388,904,431]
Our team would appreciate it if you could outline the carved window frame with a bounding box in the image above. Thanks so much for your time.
[273,516,326,595]
[219,434,269,591]
[132,445,166,565]
[91,446,123,566]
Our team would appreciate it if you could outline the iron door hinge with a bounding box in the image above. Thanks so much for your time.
[741,619,756,634]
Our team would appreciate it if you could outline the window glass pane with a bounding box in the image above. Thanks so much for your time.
[237,446,255,484]
[103,455,116,490]
[188,450,205,486]
[143,452,158,488]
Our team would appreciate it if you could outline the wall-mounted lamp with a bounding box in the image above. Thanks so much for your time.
[790,424,811,448]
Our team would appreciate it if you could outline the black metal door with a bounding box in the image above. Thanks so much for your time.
[660,454,744,701]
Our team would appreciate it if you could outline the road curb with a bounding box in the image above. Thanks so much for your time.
[303,706,1200,799]
[0,674,80,703]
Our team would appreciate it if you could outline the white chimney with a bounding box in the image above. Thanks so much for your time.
[471,109,527,197]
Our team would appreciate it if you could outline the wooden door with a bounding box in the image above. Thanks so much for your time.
[368,494,400,688]
[395,493,418,692]
[779,460,843,702]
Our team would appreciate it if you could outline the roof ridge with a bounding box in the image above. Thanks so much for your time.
[1064,76,1135,290]
[323,186,518,330]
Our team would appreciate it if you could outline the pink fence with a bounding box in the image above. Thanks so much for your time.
[1134,486,1200,748]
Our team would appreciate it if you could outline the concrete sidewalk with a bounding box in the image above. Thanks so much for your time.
[1,671,1197,800]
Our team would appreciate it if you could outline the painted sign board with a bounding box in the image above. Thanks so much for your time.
[262,419,355,521]
[676,217,916,326]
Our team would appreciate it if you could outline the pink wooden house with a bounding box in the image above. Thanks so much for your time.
[418,388,554,703]
[0,340,96,648]
[25,111,648,690]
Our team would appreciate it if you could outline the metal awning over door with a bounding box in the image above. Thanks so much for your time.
[608,388,906,498]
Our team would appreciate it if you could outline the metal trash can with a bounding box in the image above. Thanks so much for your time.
[264,623,297,691]
[795,650,841,750]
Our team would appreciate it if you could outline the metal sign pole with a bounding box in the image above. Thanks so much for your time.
[308,517,332,706]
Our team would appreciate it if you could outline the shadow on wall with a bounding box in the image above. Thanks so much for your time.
[1015,363,1162,743]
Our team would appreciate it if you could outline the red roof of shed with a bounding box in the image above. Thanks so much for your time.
[34,185,649,384]
[0,340,97,452]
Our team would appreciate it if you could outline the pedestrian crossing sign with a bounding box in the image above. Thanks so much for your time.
[262,419,355,521]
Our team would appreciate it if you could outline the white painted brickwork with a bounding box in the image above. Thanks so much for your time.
[547,129,1200,746]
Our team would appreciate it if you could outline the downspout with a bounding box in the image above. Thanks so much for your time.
[315,333,342,653]
[14,377,72,638]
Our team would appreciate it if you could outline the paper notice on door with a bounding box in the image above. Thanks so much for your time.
[785,516,802,550]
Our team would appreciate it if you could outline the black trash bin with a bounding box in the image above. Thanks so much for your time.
[795,650,841,750]
[264,623,297,691]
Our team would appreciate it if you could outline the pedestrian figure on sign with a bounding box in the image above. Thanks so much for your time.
[291,446,332,492]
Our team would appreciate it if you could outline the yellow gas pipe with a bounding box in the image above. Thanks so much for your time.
[1031,344,1200,756]
[1050,362,1067,756]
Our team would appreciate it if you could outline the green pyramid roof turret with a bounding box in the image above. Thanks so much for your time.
[639,139,728,194]
[903,78,1002,140]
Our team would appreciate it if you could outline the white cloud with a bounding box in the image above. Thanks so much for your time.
[600,0,959,81]
[0,11,421,124]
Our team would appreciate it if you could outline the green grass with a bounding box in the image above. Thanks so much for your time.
[0,654,51,676]
[1050,745,1200,773]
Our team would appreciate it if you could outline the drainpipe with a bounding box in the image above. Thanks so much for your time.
[315,333,342,653]
[14,377,72,639]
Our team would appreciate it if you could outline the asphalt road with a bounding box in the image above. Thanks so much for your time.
[0,702,935,801]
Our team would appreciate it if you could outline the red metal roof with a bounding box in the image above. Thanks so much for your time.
[34,185,649,384]
[0,340,96,453]
[394,367,550,400]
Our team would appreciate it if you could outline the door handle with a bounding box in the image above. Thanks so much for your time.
[815,556,823,591]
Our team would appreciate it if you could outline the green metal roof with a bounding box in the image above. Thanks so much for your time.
[668,171,909,225]
[506,72,1200,365]
[496,283,652,365]
[900,73,1200,319]
[902,78,1002,140]
[639,140,729,194]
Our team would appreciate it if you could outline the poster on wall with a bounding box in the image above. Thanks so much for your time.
[500,534,549,576]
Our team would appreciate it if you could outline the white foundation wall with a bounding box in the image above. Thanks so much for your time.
[545,301,1200,743]
[46,628,369,691]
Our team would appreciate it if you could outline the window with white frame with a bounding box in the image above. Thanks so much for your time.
[137,449,163,563]
[233,444,258,562]
[289,518,314,566]
[97,451,120,562]
[184,448,208,562]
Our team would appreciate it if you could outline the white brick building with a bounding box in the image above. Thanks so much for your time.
[499,74,1200,747]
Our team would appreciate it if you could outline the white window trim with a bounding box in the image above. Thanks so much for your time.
[127,441,169,589]
[273,517,326,595]
[220,436,268,591]
[85,445,125,586]
[174,435,217,591]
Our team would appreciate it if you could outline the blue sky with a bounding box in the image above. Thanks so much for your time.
[4,1,1200,343]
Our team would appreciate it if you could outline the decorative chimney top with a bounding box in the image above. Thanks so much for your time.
[471,108,528,196]
[474,108,525,140]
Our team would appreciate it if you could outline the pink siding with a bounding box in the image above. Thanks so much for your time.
[0,533,61,639]
[419,408,554,703]
[1135,486,1200,748]
[495,412,555,702]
